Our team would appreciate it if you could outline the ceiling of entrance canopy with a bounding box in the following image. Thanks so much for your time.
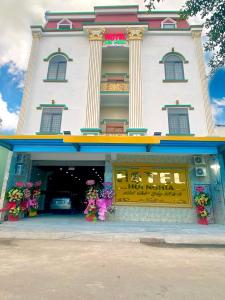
[102,47,129,63]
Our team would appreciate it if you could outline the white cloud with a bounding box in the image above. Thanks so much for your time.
[0,0,187,72]
[211,98,225,124]
[0,94,19,132]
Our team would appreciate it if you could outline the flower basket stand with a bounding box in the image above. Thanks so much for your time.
[198,218,208,225]
[85,215,96,222]
[8,215,19,222]
[29,210,37,217]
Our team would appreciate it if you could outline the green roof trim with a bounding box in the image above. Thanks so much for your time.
[95,5,138,9]
[36,104,68,110]
[36,132,62,135]
[126,128,148,132]
[44,28,83,32]
[148,28,190,31]
[31,25,83,32]
[190,25,204,28]
[80,128,102,134]
[44,51,73,62]
[31,25,43,31]
[166,133,195,136]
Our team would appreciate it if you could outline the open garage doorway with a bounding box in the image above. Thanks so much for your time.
[31,165,105,215]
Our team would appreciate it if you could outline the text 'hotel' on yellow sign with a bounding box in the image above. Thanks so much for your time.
[113,164,191,207]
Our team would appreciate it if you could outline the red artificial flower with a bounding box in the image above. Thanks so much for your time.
[20,200,28,211]
[7,202,16,209]
[196,205,205,213]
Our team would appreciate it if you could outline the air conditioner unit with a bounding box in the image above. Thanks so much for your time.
[193,155,205,165]
[195,166,207,177]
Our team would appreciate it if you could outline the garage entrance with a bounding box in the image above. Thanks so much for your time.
[32,166,105,215]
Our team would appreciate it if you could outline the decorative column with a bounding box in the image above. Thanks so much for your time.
[191,29,214,136]
[104,154,113,183]
[214,153,225,224]
[0,151,13,220]
[127,28,147,136]
[17,28,42,134]
[81,28,105,135]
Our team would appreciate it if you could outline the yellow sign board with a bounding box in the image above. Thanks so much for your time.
[114,164,191,207]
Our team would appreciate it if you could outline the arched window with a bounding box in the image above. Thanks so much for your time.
[47,55,67,81]
[164,54,184,80]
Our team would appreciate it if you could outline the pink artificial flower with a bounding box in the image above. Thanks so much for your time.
[86,180,95,186]
[26,182,33,188]
[196,186,204,192]
[16,182,24,187]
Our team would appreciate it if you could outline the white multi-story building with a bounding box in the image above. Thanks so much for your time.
[1,5,225,224]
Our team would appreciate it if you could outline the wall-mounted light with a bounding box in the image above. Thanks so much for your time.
[210,163,220,174]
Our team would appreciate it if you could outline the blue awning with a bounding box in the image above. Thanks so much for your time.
[0,135,225,154]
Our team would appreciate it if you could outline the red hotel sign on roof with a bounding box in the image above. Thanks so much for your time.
[104,33,126,40]
[104,33,127,46]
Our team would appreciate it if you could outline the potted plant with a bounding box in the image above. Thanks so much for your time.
[6,184,24,221]
[28,181,41,217]
[84,180,99,222]
[97,182,114,221]
[194,188,211,225]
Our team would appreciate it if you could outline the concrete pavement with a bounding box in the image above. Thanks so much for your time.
[1,239,225,300]
[1,214,225,245]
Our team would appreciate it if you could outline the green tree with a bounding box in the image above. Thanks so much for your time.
[144,0,225,74]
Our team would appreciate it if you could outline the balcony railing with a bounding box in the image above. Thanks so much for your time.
[100,82,129,93]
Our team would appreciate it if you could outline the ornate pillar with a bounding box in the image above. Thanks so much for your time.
[17,29,42,134]
[127,28,147,136]
[191,30,214,136]
[81,28,105,135]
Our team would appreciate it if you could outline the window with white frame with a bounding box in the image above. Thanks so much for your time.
[161,18,177,29]
[47,55,67,80]
[40,107,63,133]
[163,23,176,29]
[164,54,184,80]
[168,108,190,134]
[57,19,72,30]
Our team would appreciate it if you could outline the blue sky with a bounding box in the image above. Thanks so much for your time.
[0,64,24,112]
[0,0,224,133]
[209,69,225,124]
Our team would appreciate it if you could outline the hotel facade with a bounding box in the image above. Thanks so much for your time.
[1,5,225,224]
